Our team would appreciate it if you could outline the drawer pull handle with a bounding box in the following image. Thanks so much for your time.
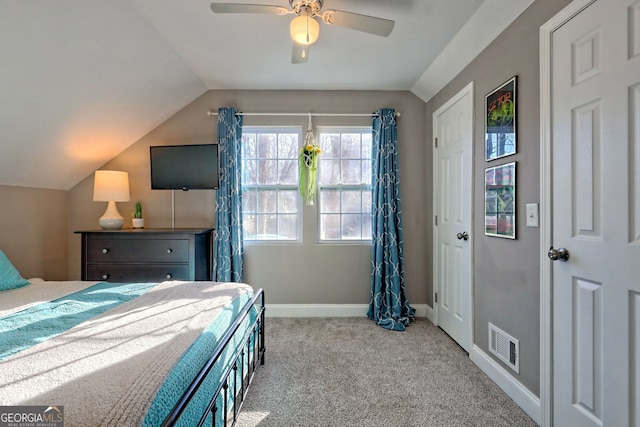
[102,274,109,280]
[166,248,173,254]
[166,273,173,279]
[102,248,109,254]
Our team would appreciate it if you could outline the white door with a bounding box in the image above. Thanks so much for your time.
[433,82,473,352]
[551,0,640,425]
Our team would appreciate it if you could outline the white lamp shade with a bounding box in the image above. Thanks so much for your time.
[93,170,129,229]
[93,170,130,202]
[290,15,319,45]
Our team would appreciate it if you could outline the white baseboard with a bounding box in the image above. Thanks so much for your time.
[266,304,429,318]
[424,303,435,323]
[470,344,541,425]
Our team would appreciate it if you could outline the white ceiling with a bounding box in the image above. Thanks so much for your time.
[0,0,533,190]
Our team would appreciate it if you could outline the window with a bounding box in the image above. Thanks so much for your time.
[318,127,372,241]
[241,127,301,241]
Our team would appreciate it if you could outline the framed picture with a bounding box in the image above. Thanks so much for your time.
[485,76,516,161]
[485,162,516,239]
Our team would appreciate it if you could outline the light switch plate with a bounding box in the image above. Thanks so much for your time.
[526,203,539,227]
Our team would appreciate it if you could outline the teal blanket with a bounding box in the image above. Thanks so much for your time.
[0,281,158,361]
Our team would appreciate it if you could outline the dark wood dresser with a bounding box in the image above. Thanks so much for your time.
[75,228,213,282]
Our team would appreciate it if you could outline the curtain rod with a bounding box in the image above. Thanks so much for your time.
[206,111,400,118]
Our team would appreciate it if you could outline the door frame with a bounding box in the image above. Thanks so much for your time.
[431,81,474,350]
[540,1,597,425]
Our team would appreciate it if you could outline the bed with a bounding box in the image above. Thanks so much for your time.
[0,253,265,427]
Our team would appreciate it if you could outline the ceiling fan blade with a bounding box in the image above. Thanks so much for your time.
[322,9,394,37]
[210,3,289,14]
[291,42,309,64]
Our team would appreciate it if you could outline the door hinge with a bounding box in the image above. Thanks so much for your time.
[434,137,438,148]
[435,292,438,303]
[435,215,438,226]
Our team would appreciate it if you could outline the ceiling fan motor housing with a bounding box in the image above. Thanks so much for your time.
[290,0,323,16]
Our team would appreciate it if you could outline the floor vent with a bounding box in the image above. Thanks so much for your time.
[488,322,519,373]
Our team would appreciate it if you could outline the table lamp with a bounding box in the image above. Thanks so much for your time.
[93,170,130,229]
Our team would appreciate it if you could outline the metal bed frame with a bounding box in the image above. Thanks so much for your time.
[162,288,266,427]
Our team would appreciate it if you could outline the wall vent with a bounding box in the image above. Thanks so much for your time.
[488,322,519,373]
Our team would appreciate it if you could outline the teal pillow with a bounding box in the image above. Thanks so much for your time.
[0,249,30,291]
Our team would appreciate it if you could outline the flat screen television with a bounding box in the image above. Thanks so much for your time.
[150,144,219,190]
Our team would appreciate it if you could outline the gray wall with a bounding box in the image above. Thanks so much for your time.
[0,185,68,280]
[424,0,572,397]
[67,90,429,306]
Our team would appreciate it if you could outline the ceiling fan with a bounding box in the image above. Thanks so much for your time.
[210,0,394,63]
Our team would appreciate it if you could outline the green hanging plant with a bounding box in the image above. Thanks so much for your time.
[299,122,321,205]
[299,140,321,205]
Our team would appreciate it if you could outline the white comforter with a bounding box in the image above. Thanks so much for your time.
[0,280,252,426]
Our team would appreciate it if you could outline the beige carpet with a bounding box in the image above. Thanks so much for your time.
[236,317,537,427]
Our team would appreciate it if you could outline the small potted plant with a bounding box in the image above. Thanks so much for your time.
[132,201,144,229]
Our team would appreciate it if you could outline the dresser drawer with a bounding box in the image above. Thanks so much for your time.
[86,264,190,282]
[86,238,189,263]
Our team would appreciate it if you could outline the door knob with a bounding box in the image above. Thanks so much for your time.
[547,246,569,262]
[456,231,469,241]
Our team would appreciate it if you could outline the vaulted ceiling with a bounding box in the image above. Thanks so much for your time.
[0,0,533,190]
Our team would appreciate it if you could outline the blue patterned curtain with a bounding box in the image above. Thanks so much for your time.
[367,108,415,331]
[213,108,244,282]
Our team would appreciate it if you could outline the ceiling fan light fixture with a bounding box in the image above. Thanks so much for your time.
[290,14,319,45]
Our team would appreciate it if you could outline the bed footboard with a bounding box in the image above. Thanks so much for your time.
[161,288,266,427]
